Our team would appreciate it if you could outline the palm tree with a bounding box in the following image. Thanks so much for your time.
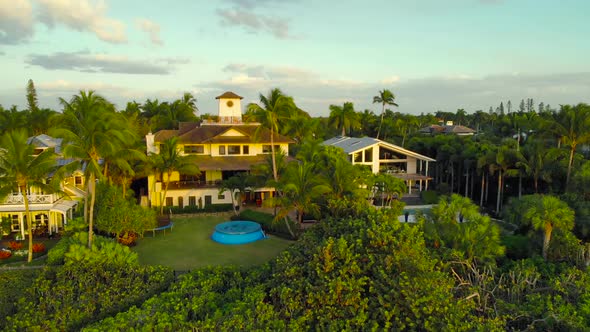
[489,146,519,213]
[328,102,359,136]
[522,194,575,260]
[425,194,505,262]
[247,88,296,182]
[550,104,590,189]
[275,162,331,225]
[373,89,398,139]
[219,173,250,216]
[0,130,59,262]
[52,90,125,248]
[150,137,200,215]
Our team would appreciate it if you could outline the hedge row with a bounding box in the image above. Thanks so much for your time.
[167,203,233,215]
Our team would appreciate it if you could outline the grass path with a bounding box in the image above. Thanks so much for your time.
[133,214,293,271]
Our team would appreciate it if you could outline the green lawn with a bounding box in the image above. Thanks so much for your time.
[132,214,294,270]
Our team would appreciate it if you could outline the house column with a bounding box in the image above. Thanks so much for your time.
[425,162,430,190]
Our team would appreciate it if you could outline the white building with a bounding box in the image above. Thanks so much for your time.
[323,136,436,193]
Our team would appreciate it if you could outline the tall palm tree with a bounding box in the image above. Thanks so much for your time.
[328,102,359,136]
[522,194,575,260]
[150,137,200,215]
[373,89,398,139]
[52,90,126,248]
[0,130,59,262]
[247,88,296,182]
[489,146,519,213]
[550,104,590,189]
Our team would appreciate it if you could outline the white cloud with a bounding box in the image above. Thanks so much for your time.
[217,8,293,39]
[136,18,163,46]
[380,75,401,85]
[0,0,34,44]
[27,50,170,74]
[36,0,127,44]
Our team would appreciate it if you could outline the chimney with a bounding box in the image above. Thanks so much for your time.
[146,132,156,154]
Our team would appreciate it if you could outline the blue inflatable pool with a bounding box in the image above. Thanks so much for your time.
[211,220,266,244]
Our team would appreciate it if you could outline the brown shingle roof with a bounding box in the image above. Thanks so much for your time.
[215,91,243,99]
[153,124,294,144]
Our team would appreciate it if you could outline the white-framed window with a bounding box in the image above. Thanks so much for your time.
[228,145,240,155]
[184,145,204,154]
[262,145,280,153]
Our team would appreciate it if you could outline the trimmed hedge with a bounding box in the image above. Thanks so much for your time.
[234,209,299,240]
[167,203,233,215]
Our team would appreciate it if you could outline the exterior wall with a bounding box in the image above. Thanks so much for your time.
[150,187,235,209]
[218,97,242,119]
[205,171,222,182]
[406,158,417,174]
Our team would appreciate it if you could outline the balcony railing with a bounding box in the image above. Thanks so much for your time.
[163,180,222,190]
[2,194,55,205]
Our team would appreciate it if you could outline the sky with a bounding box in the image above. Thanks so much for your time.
[0,0,589,117]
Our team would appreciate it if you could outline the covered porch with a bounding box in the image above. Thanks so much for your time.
[0,199,78,238]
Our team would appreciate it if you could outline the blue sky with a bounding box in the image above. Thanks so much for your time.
[1,0,589,116]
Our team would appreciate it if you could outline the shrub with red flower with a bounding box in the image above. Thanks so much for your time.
[8,241,23,250]
[32,243,46,253]
[0,249,12,259]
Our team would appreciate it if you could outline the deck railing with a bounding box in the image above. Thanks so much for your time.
[1,194,55,205]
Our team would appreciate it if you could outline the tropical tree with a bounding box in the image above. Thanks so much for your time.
[422,194,505,263]
[371,173,407,207]
[0,105,27,135]
[0,130,59,262]
[522,194,575,260]
[274,162,331,225]
[550,104,590,188]
[328,102,359,136]
[516,140,554,193]
[154,93,199,130]
[247,88,296,182]
[52,90,127,248]
[150,137,200,215]
[219,173,250,216]
[373,89,398,139]
[489,146,519,213]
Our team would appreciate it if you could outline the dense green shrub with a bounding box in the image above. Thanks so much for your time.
[46,236,74,265]
[46,232,138,266]
[420,190,439,204]
[502,234,535,260]
[168,203,233,214]
[89,210,501,331]
[3,262,173,331]
[85,265,274,331]
[236,209,299,240]
[95,183,157,240]
[0,269,40,320]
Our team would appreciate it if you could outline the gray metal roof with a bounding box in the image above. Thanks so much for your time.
[323,136,436,162]
[27,134,63,153]
[322,136,380,154]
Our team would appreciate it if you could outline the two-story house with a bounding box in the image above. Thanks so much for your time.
[323,136,436,194]
[145,91,293,210]
[0,134,82,238]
